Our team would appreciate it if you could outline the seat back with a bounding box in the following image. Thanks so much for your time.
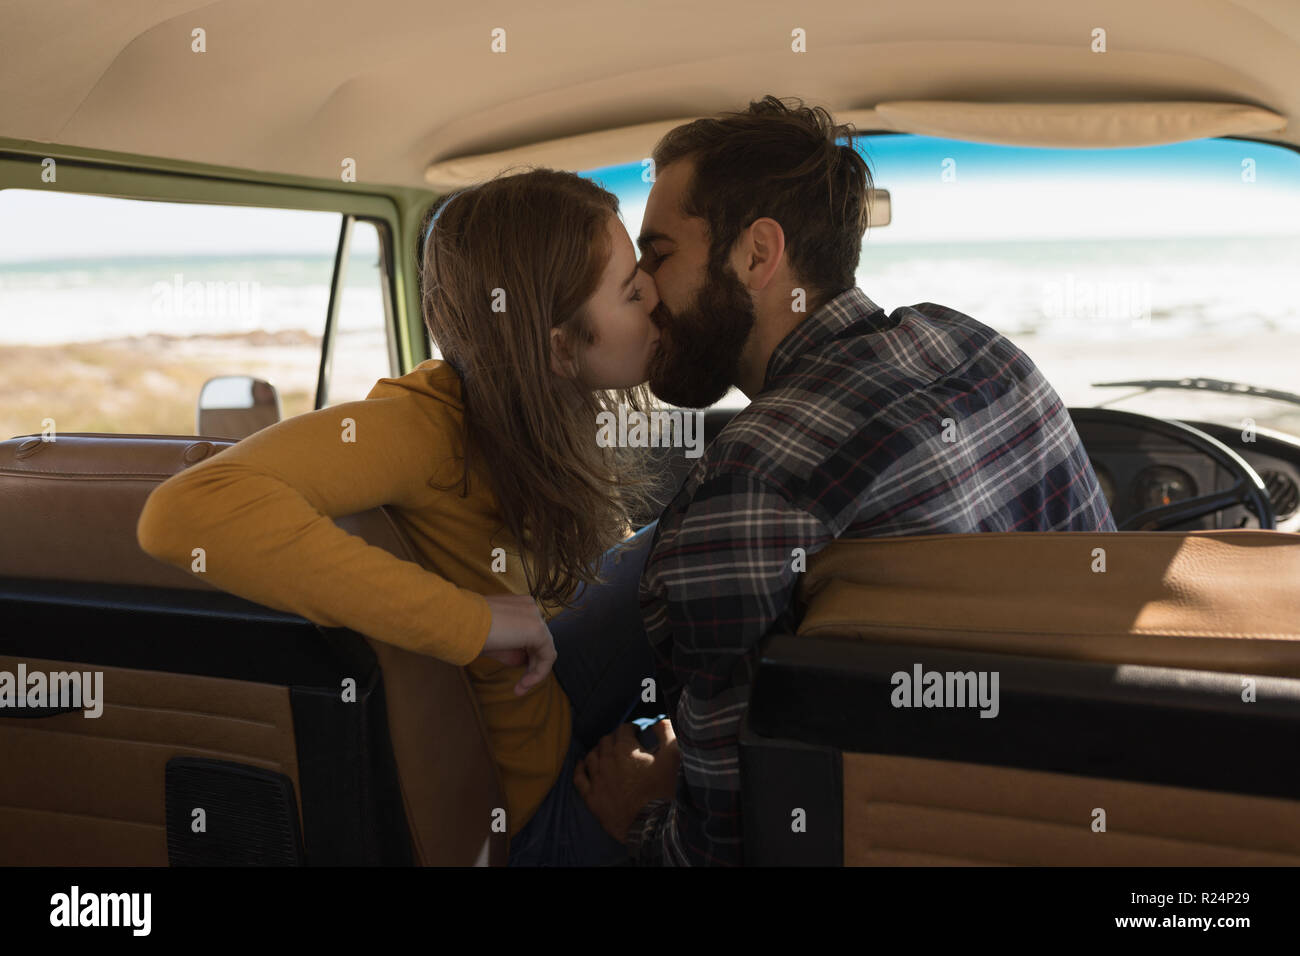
[800,530,1300,675]
[0,432,506,866]
[741,530,1300,866]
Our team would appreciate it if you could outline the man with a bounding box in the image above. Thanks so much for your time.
[573,95,1116,865]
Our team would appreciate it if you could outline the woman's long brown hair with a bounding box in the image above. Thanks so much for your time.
[420,168,662,609]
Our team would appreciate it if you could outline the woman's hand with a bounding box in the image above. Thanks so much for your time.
[481,595,558,696]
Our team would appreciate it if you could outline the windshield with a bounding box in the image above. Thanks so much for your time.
[583,134,1300,434]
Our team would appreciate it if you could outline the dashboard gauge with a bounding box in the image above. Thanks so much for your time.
[1090,460,1116,508]
[1134,466,1197,511]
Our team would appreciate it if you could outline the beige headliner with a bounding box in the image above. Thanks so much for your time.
[0,0,1296,192]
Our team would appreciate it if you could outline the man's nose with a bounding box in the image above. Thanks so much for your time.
[641,270,660,313]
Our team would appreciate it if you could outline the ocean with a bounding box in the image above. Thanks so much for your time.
[2,236,1299,426]
[4,237,1298,346]
[0,253,383,346]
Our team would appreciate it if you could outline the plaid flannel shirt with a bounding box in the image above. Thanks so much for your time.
[629,286,1116,865]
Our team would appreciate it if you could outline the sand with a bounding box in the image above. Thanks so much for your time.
[4,327,1299,443]
[0,330,323,439]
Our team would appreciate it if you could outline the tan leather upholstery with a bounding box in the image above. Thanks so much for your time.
[798,531,1300,676]
[797,531,1300,866]
[0,431,507,866]
[0,655,301,866]
[842,753,1300,866]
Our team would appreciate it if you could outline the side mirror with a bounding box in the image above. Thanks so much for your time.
[197,375,281,440]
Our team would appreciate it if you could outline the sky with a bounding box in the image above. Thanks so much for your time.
[3,135,1300,265]
[0,191,343,263]
[587,134,1300,245]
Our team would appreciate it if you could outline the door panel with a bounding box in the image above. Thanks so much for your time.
[0,654,300,865]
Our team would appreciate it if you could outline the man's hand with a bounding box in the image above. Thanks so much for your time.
[574,720,679,842]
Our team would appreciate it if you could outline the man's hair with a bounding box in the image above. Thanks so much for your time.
[652,95,873,305]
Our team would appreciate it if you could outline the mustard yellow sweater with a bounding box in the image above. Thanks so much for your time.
[136,359,572,837]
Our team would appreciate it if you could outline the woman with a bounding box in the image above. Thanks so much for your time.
[137,169,671,865]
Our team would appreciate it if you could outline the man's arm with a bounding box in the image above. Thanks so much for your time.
[627,473,831,865]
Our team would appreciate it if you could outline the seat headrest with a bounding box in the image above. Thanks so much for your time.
[797,531,1300,677]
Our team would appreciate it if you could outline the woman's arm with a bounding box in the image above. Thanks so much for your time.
[136,389,540,677]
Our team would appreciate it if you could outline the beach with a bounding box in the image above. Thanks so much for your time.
[4,238,1300,441]
[0,330,323,439]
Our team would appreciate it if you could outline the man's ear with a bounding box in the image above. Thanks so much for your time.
[550,326,579,379]
[736,217,786,291]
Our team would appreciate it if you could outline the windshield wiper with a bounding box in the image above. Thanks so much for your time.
[1092,377,1300,409]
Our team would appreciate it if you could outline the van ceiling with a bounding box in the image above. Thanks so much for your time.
[0,0,1296,191]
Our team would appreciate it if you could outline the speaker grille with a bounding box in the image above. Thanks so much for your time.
[1261,469,1300,521]
[165,757,303,866]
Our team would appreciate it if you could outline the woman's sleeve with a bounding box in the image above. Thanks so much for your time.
[136,392,491,665]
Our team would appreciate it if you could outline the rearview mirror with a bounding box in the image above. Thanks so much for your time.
[867,188,891,227]
[197,375,281,440]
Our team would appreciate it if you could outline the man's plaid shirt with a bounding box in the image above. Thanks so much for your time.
[629,286,1117,865]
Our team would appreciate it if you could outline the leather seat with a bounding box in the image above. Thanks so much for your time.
[739,529,1300,866]
[0,431,506,866]
[798,530,1300,676]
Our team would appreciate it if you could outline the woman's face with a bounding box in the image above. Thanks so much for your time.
[558,215,661,389]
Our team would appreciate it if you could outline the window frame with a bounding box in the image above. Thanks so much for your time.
[0,150,410,410]
[315,214,402,409]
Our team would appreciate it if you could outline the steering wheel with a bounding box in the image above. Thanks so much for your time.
[1068,408,1275,531]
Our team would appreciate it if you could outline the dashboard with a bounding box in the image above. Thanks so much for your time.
[1074,415,1300,534]
[643,408,1300,535]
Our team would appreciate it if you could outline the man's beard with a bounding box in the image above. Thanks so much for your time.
[646,260,756,409]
